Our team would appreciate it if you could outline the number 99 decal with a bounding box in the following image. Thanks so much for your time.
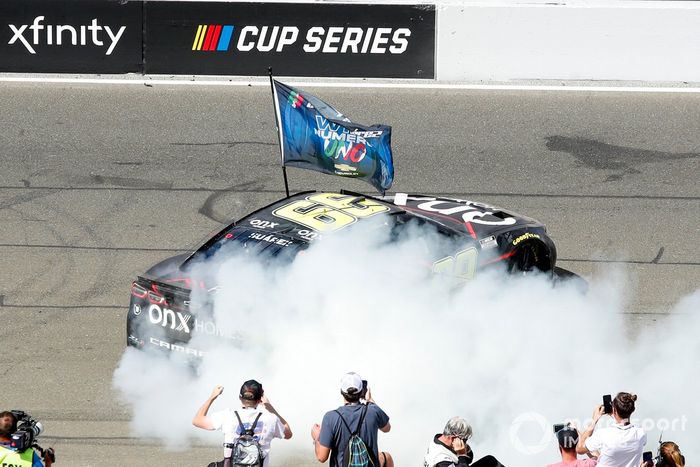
[432,247,478,281]
[273,193,390,232]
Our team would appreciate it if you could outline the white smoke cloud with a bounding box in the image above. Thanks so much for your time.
[113,218,699,465]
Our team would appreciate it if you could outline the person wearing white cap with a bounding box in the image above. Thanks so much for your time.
[311,372,393,467]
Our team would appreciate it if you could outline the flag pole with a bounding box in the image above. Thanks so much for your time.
[268,67,290,198]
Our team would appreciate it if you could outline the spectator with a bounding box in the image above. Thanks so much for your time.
[658,442,685,467]
[311,372,393,467]
[576,392,646,467]
[423,416,506,467]
[0,411,53,467]
[547,425,596,467]
[192,380,292,467]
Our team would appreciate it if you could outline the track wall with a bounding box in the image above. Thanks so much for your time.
[1,0,698,82]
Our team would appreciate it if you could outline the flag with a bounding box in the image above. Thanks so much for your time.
[271,80,394,192]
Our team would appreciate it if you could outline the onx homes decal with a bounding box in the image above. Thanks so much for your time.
[0,0,142,73]
[145,2,435,78]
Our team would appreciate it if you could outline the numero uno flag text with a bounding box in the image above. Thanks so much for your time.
[272,80,394,192]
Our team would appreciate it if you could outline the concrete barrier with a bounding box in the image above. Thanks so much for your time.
[436,1,700,82]
[2,0,698,83]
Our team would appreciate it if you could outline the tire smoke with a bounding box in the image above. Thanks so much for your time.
[113,220,699,465]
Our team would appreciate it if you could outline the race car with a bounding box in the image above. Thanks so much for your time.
[127,190,560,357]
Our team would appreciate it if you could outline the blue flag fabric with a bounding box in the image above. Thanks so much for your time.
[272,80,394,192]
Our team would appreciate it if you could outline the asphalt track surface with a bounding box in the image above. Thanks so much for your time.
[0,82,698,466]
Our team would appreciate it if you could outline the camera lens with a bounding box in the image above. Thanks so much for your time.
[30,421,43,437]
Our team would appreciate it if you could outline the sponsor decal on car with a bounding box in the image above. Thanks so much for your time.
[248,232,293,247]
[512,232,541,246]
[149,337,205,357]
[132,303,142,316]
[194,320,240,340]
[392,194,517,227]
[148,304,191,333]
[249,219,279,229]
[479,236,498,250]
[147,304,237,339]
[8,16,126,55]
[297,229,320,241]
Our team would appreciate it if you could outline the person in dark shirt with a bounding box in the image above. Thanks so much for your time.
[311,372,393,467]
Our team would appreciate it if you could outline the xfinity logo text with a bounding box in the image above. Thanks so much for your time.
[8,16,126,55]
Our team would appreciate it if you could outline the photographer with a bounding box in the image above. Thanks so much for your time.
[576,393,646,467]
[0,411,54,467]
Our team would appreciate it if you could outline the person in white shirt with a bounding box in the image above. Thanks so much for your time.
[576,392,646,467]
[193,380,292,467]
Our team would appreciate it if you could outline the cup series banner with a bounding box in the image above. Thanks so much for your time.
[0,0,436,79]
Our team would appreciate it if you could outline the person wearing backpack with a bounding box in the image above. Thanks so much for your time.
[311,372,393,467]
[193,380,292,467]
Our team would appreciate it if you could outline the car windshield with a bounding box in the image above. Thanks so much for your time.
[185,226,306,268]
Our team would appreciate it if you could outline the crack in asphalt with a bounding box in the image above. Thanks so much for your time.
[651,247,665,264]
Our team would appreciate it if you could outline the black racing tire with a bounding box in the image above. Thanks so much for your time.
[507,241,548,274]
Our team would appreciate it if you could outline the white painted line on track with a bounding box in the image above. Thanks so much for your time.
[2,76,700,93]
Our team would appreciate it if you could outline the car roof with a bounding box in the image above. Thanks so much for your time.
[185,190,538,266]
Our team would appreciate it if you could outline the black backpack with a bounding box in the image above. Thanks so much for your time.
[334,405,376,467]
[225,411,264,467]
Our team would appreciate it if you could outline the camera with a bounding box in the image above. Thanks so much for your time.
[10,410,43,452]
[8,410,54,463]
[553,423,567,433]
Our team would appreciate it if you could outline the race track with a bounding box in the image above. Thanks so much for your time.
[0,82,698,465]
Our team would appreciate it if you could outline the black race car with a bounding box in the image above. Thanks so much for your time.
[127,190,560,357]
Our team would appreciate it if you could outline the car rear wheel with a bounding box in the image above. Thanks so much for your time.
[507,241,549,274]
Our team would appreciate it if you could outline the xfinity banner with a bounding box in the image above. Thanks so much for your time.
[145,2,435,78]
[0,0,142,73]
